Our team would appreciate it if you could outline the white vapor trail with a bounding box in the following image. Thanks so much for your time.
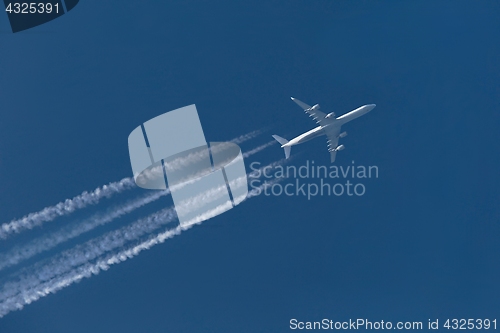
[230,130,262,144]
[0,178,136,240]
[0,183,274,317]
[0,130,262,240]
[0,181,275,317]
[0,165,282,317]
[0,139,272,272]
[0,206,177,303]
[242,140,276,158]
[0,161,280,300]
[0,191,168,271]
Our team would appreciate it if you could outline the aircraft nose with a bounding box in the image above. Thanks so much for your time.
[366,104,376,111]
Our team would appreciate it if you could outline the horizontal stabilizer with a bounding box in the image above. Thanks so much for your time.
[272,134,288,146]
[272,135,291,159]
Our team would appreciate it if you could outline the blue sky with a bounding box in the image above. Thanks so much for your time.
[1,1,499,332]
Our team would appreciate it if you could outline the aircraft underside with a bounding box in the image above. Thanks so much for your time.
[272,97,375,162]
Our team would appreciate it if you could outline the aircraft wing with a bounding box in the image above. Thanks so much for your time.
[291,97,328,125]
[324,124,342,163]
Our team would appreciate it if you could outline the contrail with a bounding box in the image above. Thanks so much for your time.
[0,140,272,271]
[0,191,168,271]
[230,130,263,144]
[0,161,280,301]
[0,130,262,240]
[0,178,136,240]
[0,206,178,304]
[0,163,284,317]
[242,140,276,158]
[0,181,277,317]
[162,139,267,174]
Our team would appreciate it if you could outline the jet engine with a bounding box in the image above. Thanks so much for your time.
[339,131,347,138]
[335,145,345,152]
[310,104,320,110]
[325,112,336,119]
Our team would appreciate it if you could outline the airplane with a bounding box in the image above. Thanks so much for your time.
[272,97,376,162]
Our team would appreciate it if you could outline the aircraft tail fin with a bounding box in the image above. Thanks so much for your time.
[283,146,291,159]
[272,135,291,159]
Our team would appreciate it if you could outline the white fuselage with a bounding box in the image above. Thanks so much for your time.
[282,104,375,147]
